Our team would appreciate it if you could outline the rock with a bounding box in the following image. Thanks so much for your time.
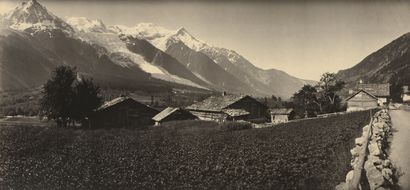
[382,159,391,168]
[369,143,381,156]
[365,156,382,170]
[355,137,364,146]
[345,170,354,183]
[373,122,388,130]
[382,168,393,184]
[335,182,348,190]
[366,164,385,190]
[350,146,361,157]
[351,157,359,168]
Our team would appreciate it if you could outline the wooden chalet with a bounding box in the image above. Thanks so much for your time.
[186,94,267,123]
[152,107,198,126]
[270,108,295,124]
[346,90,378,112]
[402,86,410,102]
[89,96,159,128]
[355,83,390,106]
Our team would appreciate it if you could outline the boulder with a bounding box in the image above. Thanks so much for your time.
[345,170,354,183]
[351,157,359,168]
[355,137,364,146]
[382,168,393,184]
[366,164,385,190]
[382,159,391,168]
[369,143,381,156]
[350,146,361,157]
[335,182,348,190]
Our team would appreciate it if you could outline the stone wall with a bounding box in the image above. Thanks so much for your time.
[336,109,397,190]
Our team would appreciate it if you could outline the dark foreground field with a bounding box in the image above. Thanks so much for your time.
[0,111,371,189]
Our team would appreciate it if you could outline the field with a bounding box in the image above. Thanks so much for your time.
[0,111,371,189]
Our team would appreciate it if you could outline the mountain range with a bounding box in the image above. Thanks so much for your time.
[0,0,315,98]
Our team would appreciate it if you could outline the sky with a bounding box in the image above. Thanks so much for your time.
[2,0,410,80]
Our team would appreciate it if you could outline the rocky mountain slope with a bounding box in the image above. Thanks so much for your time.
[1,0,315,98]
[337,33,410,85]
[109,23,315,98]
[0,0,208,92]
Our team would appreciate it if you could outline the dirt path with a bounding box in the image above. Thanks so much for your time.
[390,109,410,189]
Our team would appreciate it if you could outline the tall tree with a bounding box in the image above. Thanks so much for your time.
[292,85,321,118]
[40,66,102,127]
[71,77,103,125]
[40,66,76,127]
[316,72,345,113]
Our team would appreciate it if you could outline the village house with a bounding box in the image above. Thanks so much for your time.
[355,83,390,106]
[186,93,267,123]
[152,107,198,126]
[270,108,295,124]
[346,89,379,112]
[402,86,410,102]
[89,96,159,128]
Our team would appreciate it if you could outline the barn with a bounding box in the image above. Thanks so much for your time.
[270,108,295,124]
[186,94,267,123]
[89,96,159,128]
[346,90,378,112]
[152,107,198,126]
[356,83,390,106]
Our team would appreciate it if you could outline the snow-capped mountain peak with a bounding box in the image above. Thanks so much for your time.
[4,0,73,32]
[65,17,108,33]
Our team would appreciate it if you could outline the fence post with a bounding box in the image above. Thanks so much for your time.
[348,109,373,190]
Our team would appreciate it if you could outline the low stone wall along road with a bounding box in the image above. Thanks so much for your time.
[390,109,410,189]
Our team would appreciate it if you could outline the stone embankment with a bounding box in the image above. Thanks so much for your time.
[336,109,397,190]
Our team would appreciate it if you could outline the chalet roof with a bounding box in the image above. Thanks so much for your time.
[186,94,248,112]
[152,107,180,121]
[97,96,130,111]
[356,83,390,97]
[346,89,378,101]
[223,109,250,117]
[96,96,157,112]
[270,108,294,115]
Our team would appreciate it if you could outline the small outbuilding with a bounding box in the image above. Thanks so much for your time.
[186,94,267,123]
[152,107,198,126]
[270,108,295,124]
[89,96,159,128]
[346,90,378,112]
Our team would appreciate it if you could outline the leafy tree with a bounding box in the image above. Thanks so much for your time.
[40,66,76,127]
[292,85,320,118]
[40,66,102,127]
[71,78,103,125]
[292,73,345,118]
[316,72,345,113]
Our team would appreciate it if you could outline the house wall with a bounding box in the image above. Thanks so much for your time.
[159,111,197,124]
[347,92,378,112]
[377,97,388,106]
[271,114,289,124]
[90,100,158,128]
[189,110,227,122]
[403,94,410,102]
[228,97,267,122]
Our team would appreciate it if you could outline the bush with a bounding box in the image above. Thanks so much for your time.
[218,121,253,131]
